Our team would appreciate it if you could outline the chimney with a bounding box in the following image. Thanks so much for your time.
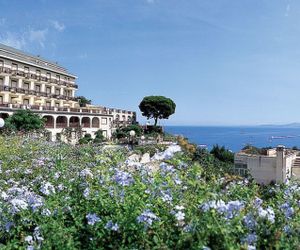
[276,145,285,183]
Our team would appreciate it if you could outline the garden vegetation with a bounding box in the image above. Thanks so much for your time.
[0,136,299,249]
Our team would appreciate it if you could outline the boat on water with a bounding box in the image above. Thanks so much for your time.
[270,135,300,140]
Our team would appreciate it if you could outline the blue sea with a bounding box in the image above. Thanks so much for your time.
[164,126,300,152]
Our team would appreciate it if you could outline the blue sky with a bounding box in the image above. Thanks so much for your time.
[0,0,299,126]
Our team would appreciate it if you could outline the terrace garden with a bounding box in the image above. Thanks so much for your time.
[0,136,299,249]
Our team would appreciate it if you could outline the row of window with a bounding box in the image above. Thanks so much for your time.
[0,77,73,96]
[0,60,73,82]
[115,114,132,121]
[0,95,63,107]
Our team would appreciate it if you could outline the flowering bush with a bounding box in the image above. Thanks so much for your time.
[0,136,299,249]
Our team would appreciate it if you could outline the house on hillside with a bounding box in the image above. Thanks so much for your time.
[234,145,300,184]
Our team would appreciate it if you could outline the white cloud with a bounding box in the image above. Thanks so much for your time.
[0,28,48,49]
[28,28,48,48]
[0,18,6,26]
[285,3,290,17]
[0,20,64,50]
[79,52,88,59]
[0,32,26,49]
[50,20,65,32]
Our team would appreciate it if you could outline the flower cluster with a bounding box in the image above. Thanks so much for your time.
[137,209,159,227]
[0,136,299,249]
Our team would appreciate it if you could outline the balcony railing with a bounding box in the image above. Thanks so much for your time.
[0,102,111,115]
[0,85,77,101]
[56,122,68,128]
[0,67,78,88]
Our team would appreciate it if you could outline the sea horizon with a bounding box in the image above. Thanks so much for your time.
[164,125,300,152]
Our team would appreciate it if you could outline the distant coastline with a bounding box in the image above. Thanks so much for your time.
[164,125,300,152]
[165,123,300,128]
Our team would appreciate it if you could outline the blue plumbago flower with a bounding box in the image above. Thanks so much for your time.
[183,224,194,233]
[200,200,244,219]
[160,190,173,204]
[40,182,55,196]
[137,209,159,227]
[241,233,257,246]
[114,170,134,186]
[9,198,28,213]
[27,194,44,211]
[32,158,46,167]
[105,220,119,231]
[283,225,291,234]
[177,162,188,170]
[173,174,182,185]
[57,184,65,191]
[253,197,263,208]
[119,189,125,202]
[257,207,275,224]
[33,226,44,243]
[280,202,294,219]
[225,200,245,219]
[83,187,90,198]
[5,222,14,232]
[86,213,101,225]
[159,163,175,175]
[243,214,257,230]
[79,168,94,179]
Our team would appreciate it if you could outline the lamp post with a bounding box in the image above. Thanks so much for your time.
[0,118,5,134]
[129,130,136,150]
[141,135,145,145]
[0,118,5,128]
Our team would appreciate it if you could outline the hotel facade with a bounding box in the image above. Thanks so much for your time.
[0,44,136,141]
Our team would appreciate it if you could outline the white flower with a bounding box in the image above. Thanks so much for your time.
[1,191,8,200]
[152,145,181,161]
[258,207,275,223]
[79,169,94,179]
[40,182,55,196]
[25,235,33,244]
[54,172,60,179]
[41,208,51,216]
[175,211,185,221]
[10,198,28,213]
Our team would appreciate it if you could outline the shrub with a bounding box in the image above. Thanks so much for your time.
[93,129,105,143]
[121,124,143,137]
[4,109,45,132]
[210,144,234,163]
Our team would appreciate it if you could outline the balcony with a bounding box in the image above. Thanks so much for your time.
[0,85,77,101]
[0,102,111,115]
[0,67,78,88]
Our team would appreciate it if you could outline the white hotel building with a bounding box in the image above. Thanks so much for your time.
[0,43,136,141]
